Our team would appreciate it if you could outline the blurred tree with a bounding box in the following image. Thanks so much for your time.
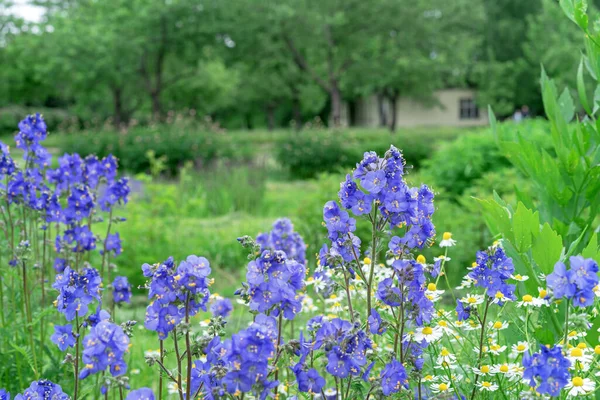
[349,0,483,132]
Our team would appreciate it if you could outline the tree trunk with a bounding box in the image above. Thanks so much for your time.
[113,87,123,129]
[377,92,388,128]
[389,93,398,133]
[292,88,302,131]
[330,85,342,127]
[266,104,276,131]
[151,92,162,122]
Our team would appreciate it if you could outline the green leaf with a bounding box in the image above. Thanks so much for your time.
[582,231,600,259]
[532,223,564,274]
[558,87,575,123]
[474,197,513,241]
[574,0,589,31]
[566,226,588,257]
[578,58,592,115]
[513,202,540,252]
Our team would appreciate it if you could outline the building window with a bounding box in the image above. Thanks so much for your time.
[459,98,479,119]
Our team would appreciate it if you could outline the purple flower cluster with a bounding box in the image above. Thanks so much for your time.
[468,245,516,302]
[337,146,435,250]
[308,317,372,379]
[79,320,130,380]
[323,201,360,263]
[257,218,307,265]
[52,266,102,321]
[113,276,132,304]
[547,256,599,307]
[191,314,279,399]
[523,345,571,396]
[210,297,233,318]
[244,249,305,319]
[143,255,211,339]
[380,360,408,396]
[5,379,69,400]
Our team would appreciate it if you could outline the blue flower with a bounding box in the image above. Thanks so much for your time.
[80,320,130,380]
[368,308,386,335]
[376,278,403,307]
[126,388,155,400]
[256,218,307,265]
[456,300,471,321]
[210,298,233,318]
[113,276,132,304]
[51,324,76,351]
[0,389,9,400]
[15,114,47,150]
[468,245,515,302]
[380,360,408,396]
[12,379,68,400]
[100,177,130,211]
[522,345,570,396]
[547,256,598,306]
[293,367,325,394]
[103,232,122,256]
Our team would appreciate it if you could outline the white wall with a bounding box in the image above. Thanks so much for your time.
[354,89,488,128]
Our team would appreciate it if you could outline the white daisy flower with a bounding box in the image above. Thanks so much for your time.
[517,294,544,308]
[510,274,529,282]
[430,379,452,394]
[565,377,595,397]
[489,320,509,331]
[435,319,455,335]
[456,276,476,290]
[464,320,482,331]
[487,343,507,355]
[490,363,520,380]
[439,232,456,247]
[460,293,485,306]
[567,347,594,371]
[412,326,443,343]
[477,381,499,391]
[199,318,211,327]
[511,341,529,354]
[472,365,491,376]
[436,348,457,365]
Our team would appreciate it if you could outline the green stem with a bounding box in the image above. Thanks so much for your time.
[470,300,491,400]
[366,205,378,320]
[564,300,570,348]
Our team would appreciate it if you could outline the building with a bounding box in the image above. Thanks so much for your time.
[352,88,488,128]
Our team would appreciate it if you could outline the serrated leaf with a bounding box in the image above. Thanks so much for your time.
[513,202,540,252]
[578,58,592,115]
[582,232,600,260]
[558,87,575,123]
[474,198,512,241]
[532,223,563,274]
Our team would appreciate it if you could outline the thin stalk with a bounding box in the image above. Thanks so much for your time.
[343,272,355,322]
[21,260,38,377]
[158,339,164,400]
[74,316,80,400]
[470,300,491,400]
[366,206,378,320]
[100,209,114,283]
[185,295,193,400]
[564,300,570,348]
[172,328,185,400]
[273,313,284,397]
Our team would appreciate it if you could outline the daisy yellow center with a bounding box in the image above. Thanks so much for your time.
[424,375,433,381]
[514,274,522,280]
[472,262,478,268]
[522,295,533,302]
[500,365,508,373]
[467,297,477,304]
[493,321,503,329]
[422,327,433,335]
[441,349,450,356]
[577,343,587,349]
[569,331,577,337]
[572,377,584,387]
[539,289,547,298]
[482,382,492,388]
[439,383,448,391]
[595,345,600,355]
[495,291,504,299]
[480,365,490,373]
[363,257,371,265]
[443,232,452,240]
[517,344,526,351]
[439,321,448,327]
[571,348,583,357]
[427,283,437,291]
[417,255,426,264]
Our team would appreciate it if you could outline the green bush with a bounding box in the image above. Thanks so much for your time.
[52,125,248,175]
[277,127,466,179]
[421,119,553,198]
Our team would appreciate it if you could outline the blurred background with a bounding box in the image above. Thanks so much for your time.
[0,0,591,292]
